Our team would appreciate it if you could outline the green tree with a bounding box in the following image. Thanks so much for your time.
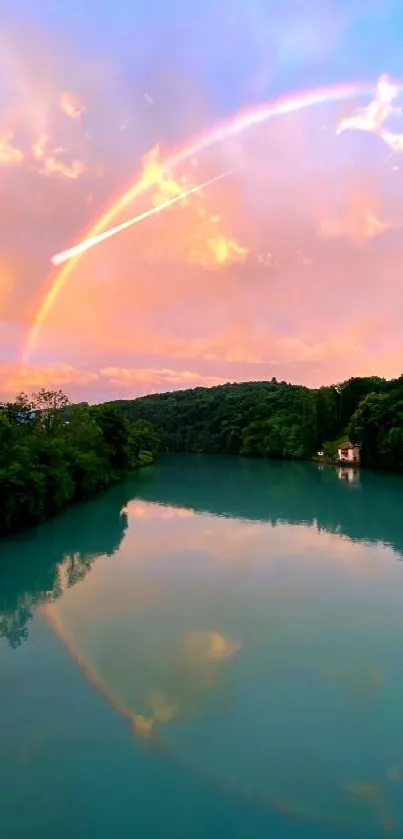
[92,404,130,471]
[0,390,159,536]
[31,388,70,435]
[110,375,403,472]
[349,390,403,470]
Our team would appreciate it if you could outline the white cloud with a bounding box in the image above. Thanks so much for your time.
[337,74,403,154]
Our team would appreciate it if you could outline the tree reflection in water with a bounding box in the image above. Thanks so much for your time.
[2,456,403,650]
[0,480,130,647]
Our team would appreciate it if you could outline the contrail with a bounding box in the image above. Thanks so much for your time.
[51,167,237,266]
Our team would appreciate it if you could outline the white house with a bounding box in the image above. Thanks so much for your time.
[337,442,360,463]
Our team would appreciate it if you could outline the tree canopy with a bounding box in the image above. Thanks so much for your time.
[0,391,159,536]
[2,374,402,538]
[107,375,403,470]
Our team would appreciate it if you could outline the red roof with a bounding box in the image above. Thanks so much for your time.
[339,442,354,450]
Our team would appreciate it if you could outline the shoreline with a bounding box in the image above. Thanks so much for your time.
[0,463,152,540]
[4,451,402,540]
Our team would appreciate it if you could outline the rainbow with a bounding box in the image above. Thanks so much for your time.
[24,80,375,359]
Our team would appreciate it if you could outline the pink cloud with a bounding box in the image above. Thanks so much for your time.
[1,43,403,400]
[60,91,85,121]
[0,360,231,401]
[100,366,228,390]
[0,362,98,398]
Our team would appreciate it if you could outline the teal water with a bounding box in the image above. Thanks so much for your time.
[1,455,403,838]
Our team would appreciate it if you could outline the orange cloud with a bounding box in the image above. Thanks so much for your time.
[201,232,247,265]
[0,361,231,401]
[31,133,49,160]
[41,155,86,180]
[0,362,98,396]
[29,131,87,179]
[0,28,94,182]
[0,20,133,338]
[320,211,390,241]
[0,131,24,165]
[136,146,247,267]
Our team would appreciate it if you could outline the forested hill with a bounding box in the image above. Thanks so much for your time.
[107,375,403,471]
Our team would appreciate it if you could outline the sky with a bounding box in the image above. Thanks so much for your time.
[1,0,403,402]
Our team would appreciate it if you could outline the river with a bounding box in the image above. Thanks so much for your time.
[1,454,403,838]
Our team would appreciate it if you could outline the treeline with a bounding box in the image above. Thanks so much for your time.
[108,374,403,470]
[0,389,159,536]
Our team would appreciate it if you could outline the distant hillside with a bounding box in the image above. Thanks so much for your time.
[105,375,403,471]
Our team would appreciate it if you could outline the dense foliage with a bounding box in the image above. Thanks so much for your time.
[2,374,402,538]
[109,374,403,469]
[0,389,159,536]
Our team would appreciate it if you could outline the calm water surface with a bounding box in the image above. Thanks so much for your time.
[1,455,403,838]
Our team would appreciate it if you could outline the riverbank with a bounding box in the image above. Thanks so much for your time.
[0,393,159,537]
[3,371,403,537]
[108,375,403,473]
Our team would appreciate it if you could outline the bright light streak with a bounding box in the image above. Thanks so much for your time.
[51,168,237,266]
